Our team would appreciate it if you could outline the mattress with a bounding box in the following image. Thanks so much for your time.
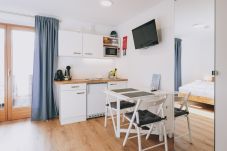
[179,80,214,99]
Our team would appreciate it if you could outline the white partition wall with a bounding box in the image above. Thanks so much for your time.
[215,0,227,150]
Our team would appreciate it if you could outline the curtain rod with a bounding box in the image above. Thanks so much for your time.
[0,10,61,22]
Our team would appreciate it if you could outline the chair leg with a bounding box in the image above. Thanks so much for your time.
[123,120,134,146]
[159,122,164,142]
[136,126,142,151]
[109,106,117,135]
[123,100,141,147]
[104,106,108,127]
[122,113,125,123]
[162,122,168,151]
[186,115,192,144]
[146,124,154,140]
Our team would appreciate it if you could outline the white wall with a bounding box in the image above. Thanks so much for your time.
[58,57,115,79]
[175,0,214,85]
[0,12,117,79]
[215,0,227,150]
[115,0,174,91]
[180,31,214,84]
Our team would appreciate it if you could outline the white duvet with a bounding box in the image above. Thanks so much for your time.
[179,80,214,99]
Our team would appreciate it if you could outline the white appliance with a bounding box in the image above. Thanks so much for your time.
[87,83,107,118]
[104,47,119,57]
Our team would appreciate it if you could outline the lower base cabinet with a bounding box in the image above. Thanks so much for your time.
[55,81,128,125]
[57,84,87,125]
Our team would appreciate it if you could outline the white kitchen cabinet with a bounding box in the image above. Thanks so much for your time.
[107,81,127,90]
[58,83,87,125]
[87,83,107,118]
[59,30,83,57]
[83,33,103,58]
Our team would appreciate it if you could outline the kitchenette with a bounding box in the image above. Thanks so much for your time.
[55,78,128,125]
[54,28,125,125]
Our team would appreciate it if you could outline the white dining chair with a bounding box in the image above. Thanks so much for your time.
[104,95,135,132]
[123,94,168,151]
[174,92,192,143]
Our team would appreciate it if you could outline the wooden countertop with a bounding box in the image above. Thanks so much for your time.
[54,78,128,85]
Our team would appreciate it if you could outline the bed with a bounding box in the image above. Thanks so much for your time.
[179,80,214,105]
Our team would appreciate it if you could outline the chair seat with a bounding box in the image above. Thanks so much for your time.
[174,108,189,117]
[125,110,165,127]
[110,101,135,109]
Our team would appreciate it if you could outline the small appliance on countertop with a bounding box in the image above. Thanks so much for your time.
[54,66,72,81]
[108,68,117,79]
[54,70,64,81]
[64,66,72,80]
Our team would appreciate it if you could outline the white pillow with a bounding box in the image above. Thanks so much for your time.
[203,75,214,82]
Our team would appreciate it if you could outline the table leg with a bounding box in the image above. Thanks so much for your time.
[159,122,164,141]
[116,98,121,138]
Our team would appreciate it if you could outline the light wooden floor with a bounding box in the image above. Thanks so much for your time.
[0,113,213,151]
[174,113,214,151]
[0,117,173,151]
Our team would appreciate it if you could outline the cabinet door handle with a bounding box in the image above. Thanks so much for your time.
[84,52,93,55]
[110,84,116,85]
[73,52,81,55]
[71,86,79,88]
[77,92,85,94]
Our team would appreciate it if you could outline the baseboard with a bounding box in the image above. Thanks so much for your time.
[60,115,86,125]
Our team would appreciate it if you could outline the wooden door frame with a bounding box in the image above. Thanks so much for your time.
[0,24,7,122]
[0,23,34,121]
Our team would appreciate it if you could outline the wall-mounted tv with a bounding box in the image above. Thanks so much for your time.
[132,19,159,49]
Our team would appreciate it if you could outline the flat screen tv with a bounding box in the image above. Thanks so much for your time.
[132,19,159,49]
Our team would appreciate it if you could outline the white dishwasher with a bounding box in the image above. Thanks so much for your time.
[87,83,107,118]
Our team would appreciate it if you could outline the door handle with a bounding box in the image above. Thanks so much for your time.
[77,92,85,95]
[212,70,218,76]
[73,52,81,55]
[71,86,79,88]
[8,70,11,77]
[84,53,93,55]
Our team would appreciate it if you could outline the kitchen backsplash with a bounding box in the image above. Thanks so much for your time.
[58,57,116,79]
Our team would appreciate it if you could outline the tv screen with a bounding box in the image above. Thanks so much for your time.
[132,19,159,49]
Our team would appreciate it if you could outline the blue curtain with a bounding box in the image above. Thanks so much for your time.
[174,38,182,91]
[31,16,59,120]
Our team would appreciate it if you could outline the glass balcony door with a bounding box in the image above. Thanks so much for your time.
[7,25,34,120]
[0,24,34,121]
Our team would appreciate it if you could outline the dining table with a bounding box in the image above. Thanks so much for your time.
[104,88,174,141]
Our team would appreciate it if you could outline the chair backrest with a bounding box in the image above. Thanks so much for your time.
[178,92,191,111]
[151,74,161,91]
[140,95,166,107]
[133,94,167,122]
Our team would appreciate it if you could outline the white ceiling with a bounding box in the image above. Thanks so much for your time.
[0,0,162,26]
[175,0,214,36]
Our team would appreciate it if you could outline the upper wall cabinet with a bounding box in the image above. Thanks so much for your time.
[59,30,83,57]
[82,33,103,58]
